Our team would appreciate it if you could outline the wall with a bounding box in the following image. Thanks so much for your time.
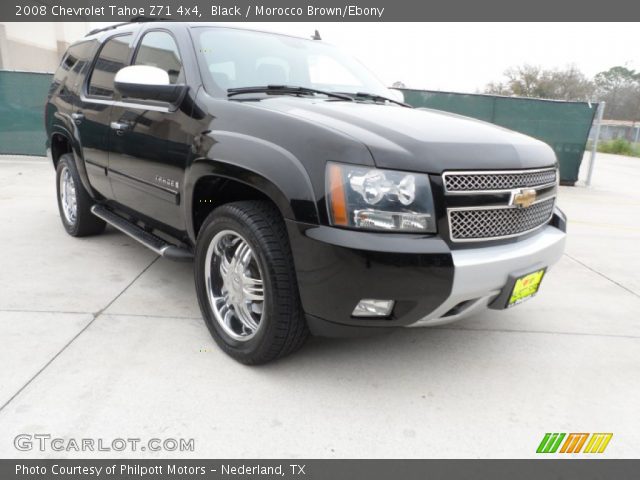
[0,22,90,72]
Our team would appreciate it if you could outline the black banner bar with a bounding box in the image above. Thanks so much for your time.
[3,0,640,22]
[2,459,640,480]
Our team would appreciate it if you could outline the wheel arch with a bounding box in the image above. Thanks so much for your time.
[50,132,73,168]
[186,136,320,241]
[49,125,96,198]
[188,164,300,241]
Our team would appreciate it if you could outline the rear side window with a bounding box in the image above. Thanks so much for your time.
[87,34,132,98]
[59,41,92,73]
[52,40,95,95]
[134,31,183,84]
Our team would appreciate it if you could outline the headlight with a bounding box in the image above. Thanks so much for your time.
[326,162,436,232]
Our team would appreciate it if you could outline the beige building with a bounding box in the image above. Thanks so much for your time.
[0,22,91,72]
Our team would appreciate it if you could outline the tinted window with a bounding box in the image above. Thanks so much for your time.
[87,34,132,97]
[53,40,95,95]
[134,31,183,84]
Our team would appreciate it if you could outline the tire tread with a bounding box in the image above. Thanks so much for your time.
[195,200,308,364]
[56,153,106,237]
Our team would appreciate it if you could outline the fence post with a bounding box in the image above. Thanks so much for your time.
[586,101,605,187]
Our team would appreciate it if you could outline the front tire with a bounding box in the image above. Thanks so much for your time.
[194,201,308,364]
[55,153,106,237]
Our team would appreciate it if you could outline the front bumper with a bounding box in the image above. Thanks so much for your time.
[409,224,565,327]
[286,211,566,337]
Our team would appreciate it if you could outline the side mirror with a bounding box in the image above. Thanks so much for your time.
[114,65,187,104]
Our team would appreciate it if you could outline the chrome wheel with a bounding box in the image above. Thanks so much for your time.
[204,230,265,342]
[59,165,77,225]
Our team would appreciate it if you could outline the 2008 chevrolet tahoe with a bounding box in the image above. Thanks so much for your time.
[45,21,567,364]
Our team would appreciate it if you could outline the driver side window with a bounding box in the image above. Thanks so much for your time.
[134,31,183,84]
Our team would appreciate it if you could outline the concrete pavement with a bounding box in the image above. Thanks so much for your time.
[0,153,638,458]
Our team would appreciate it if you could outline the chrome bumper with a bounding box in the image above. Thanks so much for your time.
[409,225,566,327]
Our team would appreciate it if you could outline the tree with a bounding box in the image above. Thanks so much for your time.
[547,66,597,101]
[485,64,640,121]
[594,66,640,121]
[485,64,595,101]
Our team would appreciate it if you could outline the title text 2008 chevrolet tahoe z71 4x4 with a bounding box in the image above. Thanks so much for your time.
[45,22,567,364]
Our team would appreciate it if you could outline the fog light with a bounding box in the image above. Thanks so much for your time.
[352,299,395,317]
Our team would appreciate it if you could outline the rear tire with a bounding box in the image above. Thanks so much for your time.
[55,153,106,237]
[194,201,308,365]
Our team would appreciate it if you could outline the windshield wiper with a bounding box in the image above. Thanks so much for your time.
[227,85,354,102]
[346,91,412,108]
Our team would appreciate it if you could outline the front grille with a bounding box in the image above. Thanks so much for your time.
[448,197,555,241]
[443,168,557,192]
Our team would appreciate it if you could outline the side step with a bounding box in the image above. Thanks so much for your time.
[91,205,193,262]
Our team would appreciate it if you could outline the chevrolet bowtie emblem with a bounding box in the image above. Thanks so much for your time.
[512,188,537,208]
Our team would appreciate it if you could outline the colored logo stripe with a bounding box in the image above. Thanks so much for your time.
[537,433,613,453]
[560,433,589,453]
[536,433,566,453]
[583,433,613,453]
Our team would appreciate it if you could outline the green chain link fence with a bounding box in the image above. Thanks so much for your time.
[400,89,599,185]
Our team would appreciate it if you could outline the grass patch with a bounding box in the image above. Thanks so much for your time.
[596,138,640,157]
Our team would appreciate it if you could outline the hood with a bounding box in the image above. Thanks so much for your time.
[251,97,557,173]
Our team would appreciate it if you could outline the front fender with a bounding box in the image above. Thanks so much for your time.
[185,131,319,239]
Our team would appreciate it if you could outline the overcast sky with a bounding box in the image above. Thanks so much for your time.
[94,22,639,93]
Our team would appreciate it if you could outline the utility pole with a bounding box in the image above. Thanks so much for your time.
[586,101,605,187]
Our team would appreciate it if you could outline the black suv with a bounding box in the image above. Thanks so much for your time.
[45,22,567,364]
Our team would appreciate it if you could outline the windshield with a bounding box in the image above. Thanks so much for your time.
[191,27,391,98]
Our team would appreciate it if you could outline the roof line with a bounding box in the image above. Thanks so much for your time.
[86,17,169,37]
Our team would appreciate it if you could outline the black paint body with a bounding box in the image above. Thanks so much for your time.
[45,23,563,334]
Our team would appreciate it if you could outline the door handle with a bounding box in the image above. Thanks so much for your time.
[71,112,84,125]
[110,121,130,135]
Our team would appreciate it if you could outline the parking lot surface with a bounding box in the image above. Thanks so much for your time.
[0,153,638,458]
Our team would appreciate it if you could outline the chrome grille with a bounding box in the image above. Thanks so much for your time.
[443,168,557,192]
[448,197,555,241]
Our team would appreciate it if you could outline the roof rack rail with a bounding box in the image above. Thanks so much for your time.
[129,16,170,23]
[86,22,129,36]
[85,17,169,37]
